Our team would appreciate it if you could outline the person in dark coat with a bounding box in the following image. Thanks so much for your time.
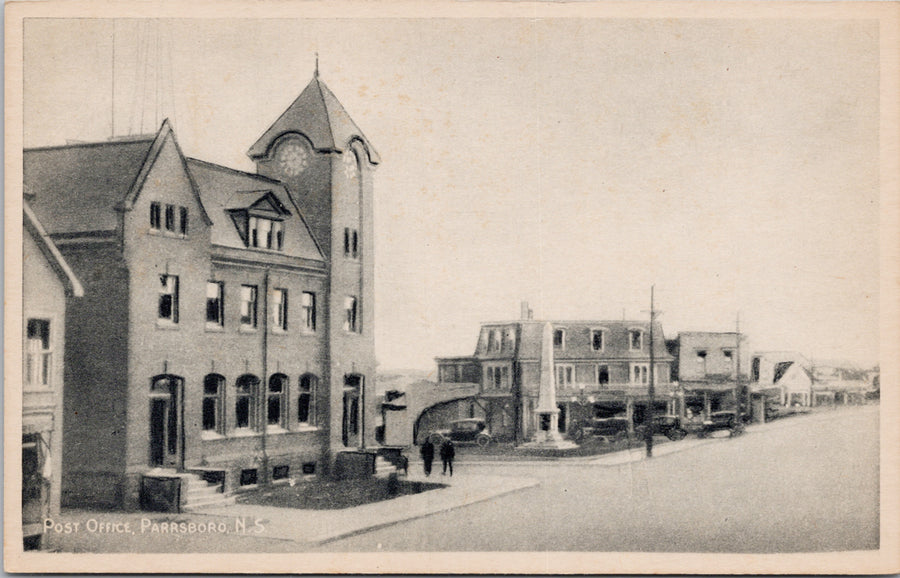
[439,439,455,476]
[420,439,435,477]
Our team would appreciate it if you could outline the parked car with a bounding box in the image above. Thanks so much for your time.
[429,418,492,447]
[574,416,633,443]
[697,411,745,438]
[635,415,688,441]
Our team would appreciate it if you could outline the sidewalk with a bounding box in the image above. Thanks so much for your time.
[192,470,539,545]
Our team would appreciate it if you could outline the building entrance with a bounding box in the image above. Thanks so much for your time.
[342,374,363,448]
[149,375,183,468]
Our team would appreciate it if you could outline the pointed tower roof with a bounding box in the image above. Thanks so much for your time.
[248,75,380,164]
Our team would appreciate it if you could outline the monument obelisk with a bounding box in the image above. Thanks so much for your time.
[535,322,564,443]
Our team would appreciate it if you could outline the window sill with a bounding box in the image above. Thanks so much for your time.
[271,329,288,335]
[201,430,225,440]
[149,230,187,240]
[266,425,289,435]
[205,324,225,333]
[156,321,180,330]
[294,424,319,432]
[239,326,258,334]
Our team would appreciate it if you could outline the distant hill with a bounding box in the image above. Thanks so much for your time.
[376,368,437,394]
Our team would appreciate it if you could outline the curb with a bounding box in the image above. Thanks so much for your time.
[311,477,541,545]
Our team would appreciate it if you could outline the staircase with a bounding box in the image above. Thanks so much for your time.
[374,455,399,479]
[181,472,235,511]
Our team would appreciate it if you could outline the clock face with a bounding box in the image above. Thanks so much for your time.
[275,141,309,177]
[343,151,358,181]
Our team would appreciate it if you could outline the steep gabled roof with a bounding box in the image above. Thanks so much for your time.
[23,201,84,297]
[25,136,155,234]
[247,74,380,164]
[24,120,212,235]
[186,158,324,261]
[120,120,212,226]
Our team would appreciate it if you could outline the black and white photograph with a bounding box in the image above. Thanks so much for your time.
[5,1,899,573]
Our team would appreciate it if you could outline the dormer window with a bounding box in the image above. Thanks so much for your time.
[629,330,643,351]
[249,217,284,251]
[553,329,566,349]
[227,191,291,251]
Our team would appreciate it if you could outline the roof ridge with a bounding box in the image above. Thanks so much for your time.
[25,136,155,152]
[309,76,337,153]
[186,157,286,185]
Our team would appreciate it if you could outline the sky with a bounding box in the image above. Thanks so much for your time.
[22,17,881,371]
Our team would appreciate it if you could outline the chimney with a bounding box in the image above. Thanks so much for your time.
[520,301,533,320]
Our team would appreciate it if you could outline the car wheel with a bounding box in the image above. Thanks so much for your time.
[428,433,444,445]
[476,434,491,447]
[668,429,687,441]
[573,429,585,443]
[614,431,628,444]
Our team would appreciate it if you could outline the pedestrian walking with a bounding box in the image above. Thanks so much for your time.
[440,439,455,476]
[420,438,435,477]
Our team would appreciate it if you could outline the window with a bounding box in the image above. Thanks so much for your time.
[591,329,605,351]
[555,364,574,387]
[631,363,649,384]
[158,275,179,324]
[596,364,610,385]
[25,319,51,387]
[267,374,287,427]
[301,292,316,332]
[272,465,290,480]
[696,350,708,361]
[180,207,188,236]
[629,330,643,351]
[203,374,224,434]
[165,204,175,232]
[240,469,258,486]
[241,285,258,329]
[151,203,187,236]
[206,282,224,328]
[343,296,358,332]
[150,202,161,230]
[344,228,359,258]
[504,327,516,350]
[751,357,761,382]
[298,374,316,426]
[248,217,284,251]
[487,329,502,352]
[484,365,509,389]
[272,289,288,332]
[553,329,566,349]
[235,375,258,429]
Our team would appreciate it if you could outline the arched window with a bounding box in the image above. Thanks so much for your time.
[298,374,317,426]
[267,374,288,427]
[203,374,225,434]
[235,375,259,430]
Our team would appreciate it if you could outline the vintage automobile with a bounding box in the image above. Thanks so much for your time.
[697,410,745,438]
[634,414,688,441]
[428,418,492,447]
[574,416,633,444]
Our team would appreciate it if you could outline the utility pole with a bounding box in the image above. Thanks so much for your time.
[735,312,742,421]
[645,285,656,458]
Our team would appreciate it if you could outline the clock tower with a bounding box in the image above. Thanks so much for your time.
[249,71,379,463]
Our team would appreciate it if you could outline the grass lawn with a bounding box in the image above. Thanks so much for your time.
[237,479,446,510]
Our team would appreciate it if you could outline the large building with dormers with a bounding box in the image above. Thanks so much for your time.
[24,73,379,510]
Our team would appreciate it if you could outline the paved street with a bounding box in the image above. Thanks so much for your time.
[41,405,878,554]
[318,405,879,552]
